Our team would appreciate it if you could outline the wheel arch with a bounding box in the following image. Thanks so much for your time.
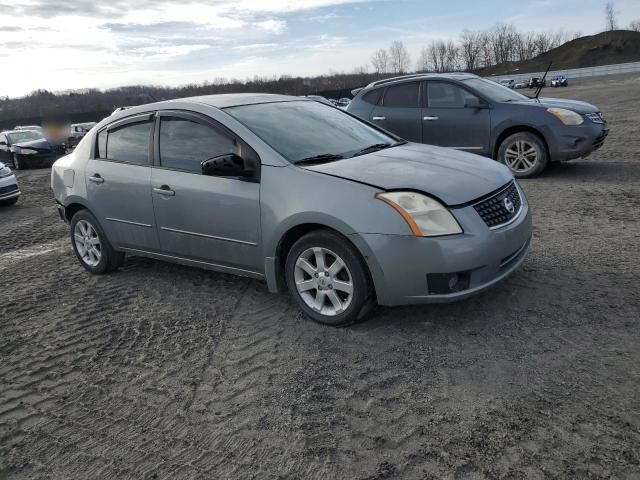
[493,125,550,161]
[62,196,93,223]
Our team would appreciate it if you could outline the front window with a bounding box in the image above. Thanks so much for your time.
[7,131,42,144]
[427,82,477,109]
[225,100,395,163]
[462,78,529,103]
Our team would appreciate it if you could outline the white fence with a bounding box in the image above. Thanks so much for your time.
[487,61,640,83]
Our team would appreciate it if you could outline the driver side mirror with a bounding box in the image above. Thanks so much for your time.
[464,97,489,109]
[201,153,255,180]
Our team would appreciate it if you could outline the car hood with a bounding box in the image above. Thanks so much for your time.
[13,138,52,151]
[513,97,598,114]
[301,143,513,206]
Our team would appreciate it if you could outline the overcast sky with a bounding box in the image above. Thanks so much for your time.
[1,0,639,97]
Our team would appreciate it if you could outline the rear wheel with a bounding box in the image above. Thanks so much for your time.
[70,209,124,274]
[285,230,373,327]
[498,132,548,178]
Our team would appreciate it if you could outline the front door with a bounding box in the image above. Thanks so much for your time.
[0,134,11,164]
[370,81,422,142]
[151,111,262,273]
[422,81,491,156]
[86,113,160,251]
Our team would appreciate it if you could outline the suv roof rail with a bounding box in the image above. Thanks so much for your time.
[366,73,428,89]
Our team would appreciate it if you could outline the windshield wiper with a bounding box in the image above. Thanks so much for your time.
[294,153,344,165]
[351,141,405,158]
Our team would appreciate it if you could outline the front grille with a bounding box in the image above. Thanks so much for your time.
[586,112,606,124]
[593,131,608,150]
[473,181,522,229]
[0,184,18,196]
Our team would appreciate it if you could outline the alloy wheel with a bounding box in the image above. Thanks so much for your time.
[504,140,539,174]
[294,247,354,316]
[74,220,102,267]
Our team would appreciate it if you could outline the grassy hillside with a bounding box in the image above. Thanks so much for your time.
[479,30,640,76]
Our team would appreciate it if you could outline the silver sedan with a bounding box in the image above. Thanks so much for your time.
[52,94,531,326]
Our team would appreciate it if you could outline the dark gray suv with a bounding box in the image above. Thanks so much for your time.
[347,73,609,178]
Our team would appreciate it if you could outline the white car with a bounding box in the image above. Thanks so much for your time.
[499,79,515,89]
[0,162,20,205]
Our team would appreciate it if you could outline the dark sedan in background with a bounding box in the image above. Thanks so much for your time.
[0,129,67,170]
[347,73,608,178]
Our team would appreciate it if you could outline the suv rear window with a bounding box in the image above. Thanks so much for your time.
[382,83,420,108]
[362,89,382,105]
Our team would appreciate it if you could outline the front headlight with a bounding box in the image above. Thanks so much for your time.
[547,107,584,126]
[0,166,12,178]
[376,192,463,237]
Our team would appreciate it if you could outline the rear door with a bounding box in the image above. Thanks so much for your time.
[422,81,491,155]
[151,111,262,273]
[370,82,422,142]
[86,114,160,251]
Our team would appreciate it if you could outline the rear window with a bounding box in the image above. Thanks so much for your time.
[102,120,153,165]
[362,89,382,105]
[382,82,420,108]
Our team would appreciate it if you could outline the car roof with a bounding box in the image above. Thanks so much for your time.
[2,129,41,135]
[182,93,303,109]
[363,72,479,90]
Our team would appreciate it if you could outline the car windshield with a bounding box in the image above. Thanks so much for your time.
[463,78,530,102]
[7,131,43,143]
[225,100,396,163]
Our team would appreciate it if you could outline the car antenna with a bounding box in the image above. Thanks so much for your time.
[535,61,552,100]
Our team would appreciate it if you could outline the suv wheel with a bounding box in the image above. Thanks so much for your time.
[285,230,373,327]
[70,209,124,274]
[498,132,548,178]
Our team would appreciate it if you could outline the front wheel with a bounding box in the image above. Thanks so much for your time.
[70,209,124,274]
[12,154,24,170]
[285,230,374,327]
[497,132,548,178]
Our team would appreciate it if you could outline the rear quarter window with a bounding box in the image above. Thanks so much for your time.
[362,89,382,105]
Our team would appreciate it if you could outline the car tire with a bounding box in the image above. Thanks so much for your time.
[0,196,18,206]
[70,209,124,274]
[285,229,374,327]
[498,132,548,179]
[12,153,23,170]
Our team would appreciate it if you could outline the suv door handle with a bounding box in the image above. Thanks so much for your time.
[423,116,439,121]
[88,174,104,184]
[372,116,386,121]
[153,185,175,196]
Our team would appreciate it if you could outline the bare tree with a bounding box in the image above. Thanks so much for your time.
[460,30,481,71]
[388,41,411,74]
[629,20,640,32]
[416,47,430,72]
[605,2,617,31]
[371,49,389,74]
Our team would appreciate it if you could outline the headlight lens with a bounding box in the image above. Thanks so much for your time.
[376,192,463,237]
[0,166,12,178]
[547,107,584,125]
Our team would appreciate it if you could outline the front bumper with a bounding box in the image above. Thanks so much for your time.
[351,196,532,306]
[0,174,21,200]
[544,121,609,162]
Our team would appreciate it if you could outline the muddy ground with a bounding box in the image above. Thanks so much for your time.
[1,76,639,479]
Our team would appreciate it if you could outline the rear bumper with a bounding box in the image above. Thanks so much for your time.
[350,196,532,306]
[544,121,609,162]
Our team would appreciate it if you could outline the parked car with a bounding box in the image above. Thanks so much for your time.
[68,122,97,146]
[347,73,609,178]
[0,161,20,206]
[551,75,568,87]
[498,79,515,89]
[52,94,531,326]
[529,77,546,89]
[514,80,528,89]
[0,129,67,170]
[14,125,43,133]
[336,98,351,108]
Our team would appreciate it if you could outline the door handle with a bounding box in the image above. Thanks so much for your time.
[153,185,175,197]
[88,174,104,184]
[423,116,439,121]
[372,116,386,121]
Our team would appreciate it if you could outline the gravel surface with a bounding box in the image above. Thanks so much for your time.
[1,76,639,479]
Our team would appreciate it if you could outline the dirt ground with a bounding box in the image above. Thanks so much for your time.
[1,76,639,480]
